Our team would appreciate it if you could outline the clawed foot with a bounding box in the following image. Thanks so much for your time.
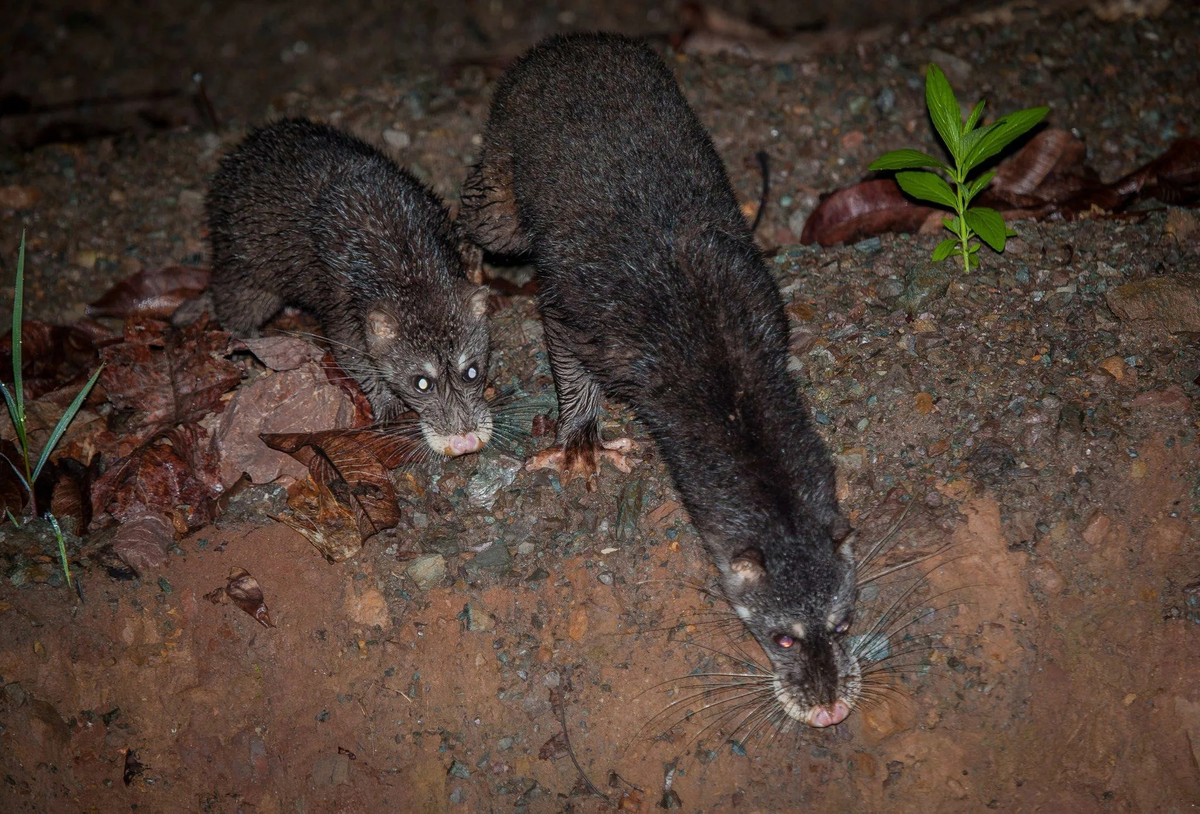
[526,437,638,490]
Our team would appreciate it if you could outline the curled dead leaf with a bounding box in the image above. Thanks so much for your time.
[270,478,364,563]
[111,513,174,577]
[262,427,424,543]
[800,179,936,247]
[539,732,569,762]
[206,567,274,627]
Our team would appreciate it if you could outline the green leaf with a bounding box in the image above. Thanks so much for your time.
[0,449,29,493]
[932,238,959,262]
[924,64,964,164]
[964,207,1008,252]
[943,216,959,232]
[32,364,103,485]
[0,381,18,433]
[965,170,997,202]
[10,233,26,460]
[963,99,986,134]
[48,513,71,589]
[896,170,958,210]
[963,106,1050,169]
[869,149,947,171]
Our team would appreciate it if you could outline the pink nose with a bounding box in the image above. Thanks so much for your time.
[447,432,481,456]
[808,700,850,728]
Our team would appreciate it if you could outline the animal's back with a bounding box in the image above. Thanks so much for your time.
[481,35,786,403]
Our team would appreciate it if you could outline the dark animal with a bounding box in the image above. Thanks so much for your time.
[206,118,491,456]
[460,33,857,727]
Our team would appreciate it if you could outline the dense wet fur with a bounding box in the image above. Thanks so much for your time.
[207,118,491,453]
[461,34,858,725]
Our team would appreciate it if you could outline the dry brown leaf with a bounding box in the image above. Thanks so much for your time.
[98,318,241,432]
[238,336,326,372]
[91,425,223,531]
[538,732,569,762]
[272,480,364,564]
[262,427,424,542]
[800,179,937,247]
[87,266,211,320]
[110,513,173,577]
[0,319,113,400]
[206,567,274,627]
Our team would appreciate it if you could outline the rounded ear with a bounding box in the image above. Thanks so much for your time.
[367,309,399,344]
[727,547,766,594]
[458,240,485,286]
[829,515,851,545]
[464,285,489,320]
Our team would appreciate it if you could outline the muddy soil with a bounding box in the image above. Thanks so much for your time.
[1,1,1199,812]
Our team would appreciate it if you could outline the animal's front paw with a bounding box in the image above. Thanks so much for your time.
[526,437,638,491]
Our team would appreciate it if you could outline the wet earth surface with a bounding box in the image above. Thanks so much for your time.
[1,1,1199,811]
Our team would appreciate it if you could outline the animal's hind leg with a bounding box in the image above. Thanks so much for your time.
[210,278,284,336]
[458,145,531,256]
[526,315,637,488]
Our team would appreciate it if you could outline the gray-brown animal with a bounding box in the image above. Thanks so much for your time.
[460,33,857,727]
[207,118,491,456]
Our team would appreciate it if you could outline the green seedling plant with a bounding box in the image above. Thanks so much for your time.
[869,63,1049,273]
[1,233,103,588]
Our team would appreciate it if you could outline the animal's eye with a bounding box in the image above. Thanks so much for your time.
[773,633,794,649]
[834,620,851,635]
[463,365,479,383]
[413,376,432,392]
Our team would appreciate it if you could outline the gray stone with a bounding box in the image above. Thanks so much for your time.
[424,535,462,556]
[899,263,951,314]
[466,455,523,509]
[465,541,513,580]
[1107,275,1200,333]
[614,480,645,542]
[312,752,351,786]
[406,554,447,591]
[465,602,495,632]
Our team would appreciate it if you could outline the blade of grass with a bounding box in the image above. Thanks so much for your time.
[48,513,72,589]
[0,380,19,434]
[32,364,103,484]
[11,233,28,478]
[0,449,30,494]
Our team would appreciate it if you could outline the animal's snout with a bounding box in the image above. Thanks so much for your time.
[446,432,482,456]
[807,700,850,728]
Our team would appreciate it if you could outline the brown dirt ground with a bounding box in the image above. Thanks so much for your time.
[2,1,1199,812]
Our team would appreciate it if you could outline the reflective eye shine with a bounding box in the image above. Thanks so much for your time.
[415,376,431,392]
[463,365,478,382]
[773,633,794,649]
[835,621,850,635]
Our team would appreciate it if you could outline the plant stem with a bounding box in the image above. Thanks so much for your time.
[953,164,971,275]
